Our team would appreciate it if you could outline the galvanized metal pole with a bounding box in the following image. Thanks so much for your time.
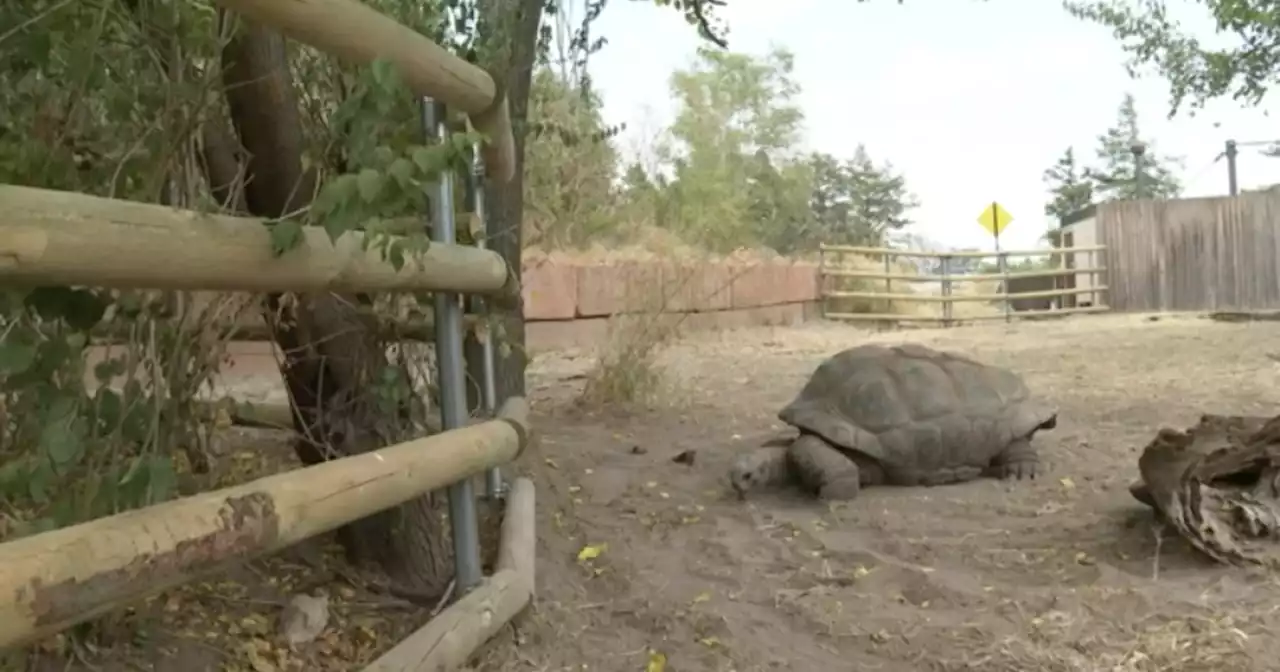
[421,97,482,593]
[469,141,504,499]
[1226,139,1239,196]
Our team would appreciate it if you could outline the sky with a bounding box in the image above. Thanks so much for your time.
[582,0,1280,252]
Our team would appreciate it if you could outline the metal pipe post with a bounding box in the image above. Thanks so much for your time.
[469,142,504,499]
[421,97,483,593]
[1226,139,1239,196]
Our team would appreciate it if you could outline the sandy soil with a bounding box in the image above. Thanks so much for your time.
[24,312,1280,671]
[477,313,1280,672]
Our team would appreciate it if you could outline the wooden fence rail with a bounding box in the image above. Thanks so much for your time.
[0,397,530,650]
[818,243,1110,325]
[0,0,534,665]
[0,185,512,295]
[211,0,516,182]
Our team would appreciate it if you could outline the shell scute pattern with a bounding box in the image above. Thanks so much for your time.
[777,343,1053,486]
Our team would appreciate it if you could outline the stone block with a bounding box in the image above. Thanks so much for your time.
[527,318,610,352]
[575,262,664,317]
[731,263,790,308]
[522,260,578,320]
[787,263,821,303]
[662,262,733,313]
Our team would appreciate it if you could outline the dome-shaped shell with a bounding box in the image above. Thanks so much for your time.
[778,343,1056,479]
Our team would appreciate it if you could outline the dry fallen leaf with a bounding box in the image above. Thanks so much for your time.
[1059,477,1076,490]
[646,649,667,672]
[577,543,608,562]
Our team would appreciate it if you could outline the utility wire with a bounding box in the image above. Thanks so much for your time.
[1183,151,1226,193]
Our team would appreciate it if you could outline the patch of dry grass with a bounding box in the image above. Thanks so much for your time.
[941,604,1262,672]
[577,263,713,408]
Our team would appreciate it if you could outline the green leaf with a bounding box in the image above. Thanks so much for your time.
[11,517,57,539]
[412,146,443,176]
[357,168,385,203]
[388,240,407,271]
[116,291,144,318]
[28,459,52,503]
[388,157,415,188]
[269,220,304,256]
[0,340,38,375]
[0,459,28,499]
[324,205,351,244]
[147,455,176,503]
[42,421,83,467]
[370,59,400,91]
[94,386,123,430]
[372,146,395,168]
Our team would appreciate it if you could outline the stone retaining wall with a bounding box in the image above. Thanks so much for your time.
[92,259,822,385]
[520,259,821,350]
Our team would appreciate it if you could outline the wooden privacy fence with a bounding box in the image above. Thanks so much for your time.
[0,0,536,669]
[818,243,1110,326]
[1096,192,1280,312]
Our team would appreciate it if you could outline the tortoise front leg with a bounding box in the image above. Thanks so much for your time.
[988,437,1040,480]
[787,434,863,500]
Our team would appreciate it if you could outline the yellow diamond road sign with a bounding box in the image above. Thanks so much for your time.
[977,202,1014,236]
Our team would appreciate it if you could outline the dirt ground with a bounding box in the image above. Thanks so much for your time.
[483,312,1280,672]
[24,312,1280,671]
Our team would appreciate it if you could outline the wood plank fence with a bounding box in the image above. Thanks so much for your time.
[818,243,1110,326]
[1096,192,1280,312]
[0,0,535,668]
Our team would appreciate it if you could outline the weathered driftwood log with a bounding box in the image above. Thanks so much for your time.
[0,397,531,649]
[362,476,536,671]
[1129,413,1280,566]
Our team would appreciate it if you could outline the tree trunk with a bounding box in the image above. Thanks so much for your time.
[215,17,452,595]
[472,0,545,403]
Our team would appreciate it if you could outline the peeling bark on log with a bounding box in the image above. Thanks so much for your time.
[0,401,529,649]
[1130,413,1280,566]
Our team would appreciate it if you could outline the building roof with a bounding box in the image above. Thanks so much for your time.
[1058,204,1097,228]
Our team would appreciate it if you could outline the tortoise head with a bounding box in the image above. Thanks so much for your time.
[728,455,761,500]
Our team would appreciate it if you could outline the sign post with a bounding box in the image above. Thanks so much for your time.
[975,202,1015,323]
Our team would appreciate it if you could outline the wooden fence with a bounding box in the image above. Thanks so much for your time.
[818,243,1110,325]
[1096,191,1280,312]
[0,0,534,668]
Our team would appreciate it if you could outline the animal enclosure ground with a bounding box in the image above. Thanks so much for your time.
[478,314,1280,671]
[25,313,1280,671]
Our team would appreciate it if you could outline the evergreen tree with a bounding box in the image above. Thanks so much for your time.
[805,146,918,248]
[1042,147,1094,222]
[1091,94,1182,201]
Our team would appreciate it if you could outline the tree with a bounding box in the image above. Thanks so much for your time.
[521,67,620,248]
[844,146,918,241]
[1042,147,1094,222]
[1090,93,1182,201]
[664,46,807,249]
[806,147,919,248]
[1065,0,1279,115]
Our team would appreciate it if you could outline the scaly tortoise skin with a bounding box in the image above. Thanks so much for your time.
[730,343,1058,500]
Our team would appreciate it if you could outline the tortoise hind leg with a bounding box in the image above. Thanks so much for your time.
[987,437,1040,480]
[788,434,863,500]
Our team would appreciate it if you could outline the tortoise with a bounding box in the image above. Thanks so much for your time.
[729,343,1058,500]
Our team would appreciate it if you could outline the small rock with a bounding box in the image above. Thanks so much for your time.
[672,450,696,465]
[279,591,329,646]
[630,445,648,455]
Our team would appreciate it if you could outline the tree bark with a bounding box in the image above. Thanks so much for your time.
[473,0,544,403]
[216,17,452,595]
